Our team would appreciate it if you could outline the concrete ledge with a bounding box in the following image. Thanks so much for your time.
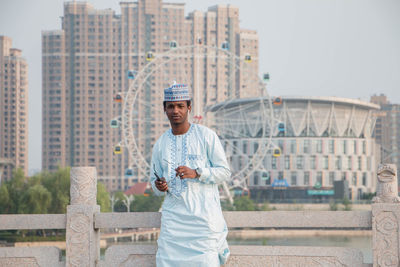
[0,246,64,267]
[99,244,369,267]
[95,211,372,229]
[0,214,66,230]
[95,212,161,228]
[224,211,372,228]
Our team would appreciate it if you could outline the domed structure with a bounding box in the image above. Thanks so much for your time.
[211,96,380,201]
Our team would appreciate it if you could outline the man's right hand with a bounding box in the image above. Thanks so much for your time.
[155,178,168,192]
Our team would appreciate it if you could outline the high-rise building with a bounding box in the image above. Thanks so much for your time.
[371,94,400,169]
[0,36,29,183]
[42,0,259,191]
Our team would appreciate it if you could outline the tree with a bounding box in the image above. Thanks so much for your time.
[130,193,163,212]
[20,184,52,214]
[7,168,28,214]
[342,197,352,211]
[41,167,70,214]
[234,196,255,211]
[0,184,10,213]
[113,191,128,212]
[97,182,111,212]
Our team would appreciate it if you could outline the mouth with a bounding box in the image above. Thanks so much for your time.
[171,116,180,120]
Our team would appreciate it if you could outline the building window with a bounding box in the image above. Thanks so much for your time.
[317,171,323,186]
[291,172,297,186]
[329,172,335,185]
[323,156,329,170]
[284,156,290,170]
[352,172,357,186]
[278,171,284,179]
[304,171,310,185]
[362,141,366,154]
[253,172,259,185]
[362,173,367,186]
[347,156,352,171]
[254,143,259,152]
[265,172,271,185]
[316,140,322,153]
[328,140,335,154]
[271,157,277,169]
[303,140,310,153]
[343,140,347,154]
[310,156,316,170]
[358,156,362,171]
[342,172,347,181]
[290,140,296,154]
[243,141,247,154]
[297,156,304,169]
[353,140,357,154]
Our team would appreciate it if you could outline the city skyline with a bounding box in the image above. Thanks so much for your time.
[41,0,259,191]
[1,0,400,172]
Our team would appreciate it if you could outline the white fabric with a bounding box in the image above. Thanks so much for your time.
[151,124,231,267]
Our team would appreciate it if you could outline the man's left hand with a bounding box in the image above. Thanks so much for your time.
[175,166,197,179]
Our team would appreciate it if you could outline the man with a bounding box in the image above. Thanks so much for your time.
[150,82,231,266]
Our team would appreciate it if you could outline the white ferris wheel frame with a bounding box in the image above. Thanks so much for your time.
[121,44,275,191]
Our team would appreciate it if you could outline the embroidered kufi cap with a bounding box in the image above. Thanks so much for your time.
[164,82,191,102]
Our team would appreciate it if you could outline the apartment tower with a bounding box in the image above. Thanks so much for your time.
[0,36,29,183]
[371,94,400,169]
[42,0,259,191]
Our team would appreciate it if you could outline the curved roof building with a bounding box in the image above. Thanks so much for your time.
[211,96,380,201]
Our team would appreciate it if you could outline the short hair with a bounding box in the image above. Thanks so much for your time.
[163,100,191,108]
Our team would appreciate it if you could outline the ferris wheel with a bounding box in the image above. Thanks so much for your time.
[118,42,276,199]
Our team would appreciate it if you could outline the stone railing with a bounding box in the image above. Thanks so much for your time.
[0,164,399,266]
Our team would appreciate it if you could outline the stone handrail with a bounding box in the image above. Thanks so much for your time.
[95,210,372,229]
[0,214,66,230]
[0,164,399,266]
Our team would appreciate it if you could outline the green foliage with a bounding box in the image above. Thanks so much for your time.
[20,184,52,214]
[113,191,128,212]
[234,196,255,211]
[362,192,376,200]
[41,167,70,214]
[221,200,235,211]
[130,193,164,212]
[256,201,272,211]
[342,197,352,211]
[97,182,111,212]
[0,184,10,213]
[6,168,28,214]
[329,200,338,211]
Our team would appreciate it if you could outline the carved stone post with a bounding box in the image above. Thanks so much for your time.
[66,167,100,267]
[372,164,400,267]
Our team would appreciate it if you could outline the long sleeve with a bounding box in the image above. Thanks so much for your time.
[198,130,231,184]
[150,141,166,196]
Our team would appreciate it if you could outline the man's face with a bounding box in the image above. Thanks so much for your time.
[164,101,191,125]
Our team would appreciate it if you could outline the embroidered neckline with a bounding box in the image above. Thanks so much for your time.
[168,123,193,137]
[167,124,194,196]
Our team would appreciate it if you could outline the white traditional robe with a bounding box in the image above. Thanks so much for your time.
[151,123,231,267]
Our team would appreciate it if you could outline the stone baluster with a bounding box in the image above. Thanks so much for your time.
[372,164,400,267]
[66,167,100,267]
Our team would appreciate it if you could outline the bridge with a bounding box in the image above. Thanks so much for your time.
[0,164,399,266]
[101,229,159,242]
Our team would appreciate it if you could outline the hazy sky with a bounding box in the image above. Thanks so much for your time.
[0,0,399,172]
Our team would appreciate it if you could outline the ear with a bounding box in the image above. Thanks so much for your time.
[188,105,192,112]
